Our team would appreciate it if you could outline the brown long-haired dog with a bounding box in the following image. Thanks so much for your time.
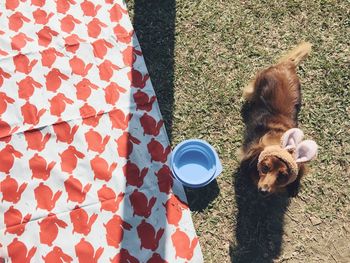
[240,42,318,197]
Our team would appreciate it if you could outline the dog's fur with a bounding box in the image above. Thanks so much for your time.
[240,42,311,197]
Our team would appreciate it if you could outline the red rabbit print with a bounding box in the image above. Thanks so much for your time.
[56,0,76,14]
[42,247,73,263]
[90,156,117,181]
[79,103,104,127]
[115,131,140,159]
[17,76,43,100]
[49,93,74,117]
[64,175,91,203]
[38,214,68,246]
[13,54,37,74]
[40,48,64,68]
[60,15,81,34]
[5,0,21,10]
[0,92,15,115]
[34,182,62,211]
[29,153,56,180]
[53,122,79,144]
[109,109,132,130]
[32,0,46,7]
[59,145,85,173]
[97,185,124,213]
[80,102,97,118]
[0,2,201,261]
[163,194,188,227]
[137,219,164,251]
[122,160,148,187]
[24,129,51,151]
[1,176,27,203]
[104,82,126,105]
[171,228,198,260]
[84,129,110,153]
[21,101,46,125]
[0,136,9,147]
[87,18,107,38]
[0,49,8,56]
[11,33,33,51]
[122,46,142,67]
[128,68,149,89]
[98,60,120,82]
[129,189,156,218]
[7,238,36,263]
[0,145,23,174]
[4,206,31,236]
[75,238,104,263]
[33,9,54,25]
[140,113,164,136]
[8,12,30,32]
[147,138,171,163]
[69,56,93,77]
[92,39,113,59]
[113,25,133,44]
[74,78,99,101]
[64,34,85,53]
[70,206,97,235]
[147,253,168,263]
[104,215,132,248]
[0,120,18,142]
[110,249,139,263]
[45,68,69,92]
[109,3,128,22]
[155,165,173,194]
[37,26,58,47]
[81,0,101,17]
[0,68,11,87]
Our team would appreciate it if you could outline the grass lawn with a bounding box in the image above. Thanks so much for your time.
[127,0,350,262]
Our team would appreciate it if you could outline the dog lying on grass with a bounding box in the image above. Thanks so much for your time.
[240,42,318,197]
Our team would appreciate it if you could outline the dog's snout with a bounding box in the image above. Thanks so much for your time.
[259,184,269,191]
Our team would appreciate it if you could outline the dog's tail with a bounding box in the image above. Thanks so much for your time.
[277,42,312,66]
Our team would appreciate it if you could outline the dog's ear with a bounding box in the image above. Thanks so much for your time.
[240,144,264,176]
[286,176,301,197]
[287,164,306,197]
[281,128,304,150]
[295,140,318,163]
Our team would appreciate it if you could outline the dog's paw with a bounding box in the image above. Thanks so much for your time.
[242,81,255,101]
[236,147,244,162]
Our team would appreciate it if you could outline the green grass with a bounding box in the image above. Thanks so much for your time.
[128,0,350,262]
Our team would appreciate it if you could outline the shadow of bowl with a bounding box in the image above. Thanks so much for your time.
[185,179,220,212]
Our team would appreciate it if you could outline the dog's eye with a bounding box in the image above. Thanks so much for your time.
[261,164,269,173]
[277,172,288,184]
[278,172,287,177]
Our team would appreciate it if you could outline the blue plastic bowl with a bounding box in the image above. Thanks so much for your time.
[170,139,222,188]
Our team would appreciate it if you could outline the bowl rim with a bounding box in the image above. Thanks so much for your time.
[170,139,219,186]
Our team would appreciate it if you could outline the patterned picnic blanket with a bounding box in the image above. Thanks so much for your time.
[0,0,203,262]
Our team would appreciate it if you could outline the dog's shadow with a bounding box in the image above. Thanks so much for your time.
[230,101,291,262]
[230,166,290,263]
